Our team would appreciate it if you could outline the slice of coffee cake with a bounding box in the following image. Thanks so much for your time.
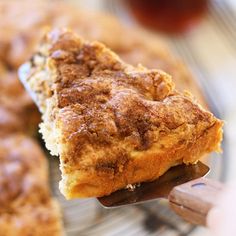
[19,29,223,199]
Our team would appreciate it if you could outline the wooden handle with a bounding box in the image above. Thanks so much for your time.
[168,177,224,225]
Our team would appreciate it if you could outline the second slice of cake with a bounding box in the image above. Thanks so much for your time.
[19,29,223,199]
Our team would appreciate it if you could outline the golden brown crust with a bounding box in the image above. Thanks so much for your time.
[117,33,207,106]
[0,134,63,236]
[19,29,223,199]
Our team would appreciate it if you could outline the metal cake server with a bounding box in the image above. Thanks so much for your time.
[98,162,224,225]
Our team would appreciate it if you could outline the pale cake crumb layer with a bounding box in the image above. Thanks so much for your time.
[19,29,223,199]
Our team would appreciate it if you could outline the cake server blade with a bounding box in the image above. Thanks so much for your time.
[97,162,210,208]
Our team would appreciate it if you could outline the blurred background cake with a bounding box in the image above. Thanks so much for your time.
[0,134,63,236]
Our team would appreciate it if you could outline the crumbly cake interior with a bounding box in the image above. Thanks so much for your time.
[19,29,223,199]
[0,134,63,236]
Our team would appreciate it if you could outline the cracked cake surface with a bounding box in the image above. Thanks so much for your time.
[0,0,205,105]
[19,29,223,199]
